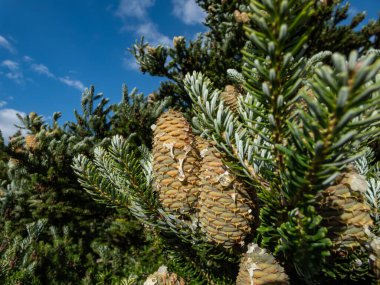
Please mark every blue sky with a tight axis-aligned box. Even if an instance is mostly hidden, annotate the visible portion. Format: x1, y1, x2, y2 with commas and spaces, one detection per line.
0, 0, 379, 142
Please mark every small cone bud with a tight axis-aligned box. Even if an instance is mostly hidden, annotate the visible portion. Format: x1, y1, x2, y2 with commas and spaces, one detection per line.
173, 36, 185, 48
8, 158, 20, 169
25, 135, 38, 151
148, 93, 157, 105
234, 10, 250, 23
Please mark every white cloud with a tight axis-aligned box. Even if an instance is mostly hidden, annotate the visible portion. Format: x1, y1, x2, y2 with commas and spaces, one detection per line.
123, 54, 140, 70
0, 35, 15, 53
116, 0, 155, 19
115, 0, 171, 72
1, 60, 23, 83
136, 22, 171, 46
2, 60, 19, 71
23, 55, 34, 62
27, 61, 84, 91
114, 0, 171, 70
0, 108, 25, 143
59, 77, 85, 91
172, 0, 205, 25
0, 101, 6, 107
31, 63, 55, 78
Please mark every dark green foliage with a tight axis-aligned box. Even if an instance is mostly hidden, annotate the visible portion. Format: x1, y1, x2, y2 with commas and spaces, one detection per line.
131, 0, 380, 112
185, 0, 380, 283
73, 135, 240, 284
309, 0, 380, 56
110, 83, 170, 146
2, 0, 380, 284
131, 1, 251, 109
0, 86, 166, 284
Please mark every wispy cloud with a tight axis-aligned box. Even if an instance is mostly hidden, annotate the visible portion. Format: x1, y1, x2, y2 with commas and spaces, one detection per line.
28, 61, 85, 91
0, 36, 84, 91
2, 60, 18, 71
0, 35, 16, 53
23, 55, 34, 63
1, 60, 24, 84
114, 0, 171, 70
123, 54, 140, 71
31, 63, 55, 78
116, 0, 155, 19
135, 22, 171, 46
172, 0, 205, 25
58, 76, 85, 91
0, 101, 6, 108
0, 108, 25, 143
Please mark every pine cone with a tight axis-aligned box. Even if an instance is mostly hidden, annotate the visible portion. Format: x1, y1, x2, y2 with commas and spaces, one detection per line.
318, 170, 373, 256
144, 265, 185, 285
196, 137, 255, 248
153, 110, 200, 215
236, 243, 289, 285
221, 85, 240, 113
25, 134, 38, 151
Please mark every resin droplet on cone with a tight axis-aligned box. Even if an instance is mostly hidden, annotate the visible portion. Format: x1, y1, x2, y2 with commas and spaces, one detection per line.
144, 265, 186, 285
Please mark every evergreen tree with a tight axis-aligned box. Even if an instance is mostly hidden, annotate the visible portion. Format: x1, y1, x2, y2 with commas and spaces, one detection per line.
74, 0, 380, 284
131, 0, 380, 110
0, 86, 166, 284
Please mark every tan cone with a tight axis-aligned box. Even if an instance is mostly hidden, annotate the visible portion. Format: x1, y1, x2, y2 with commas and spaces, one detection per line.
236, 243, 289, 285
152, 109, 200, 215
318, 170, 373, 256
196, 136, 255, 248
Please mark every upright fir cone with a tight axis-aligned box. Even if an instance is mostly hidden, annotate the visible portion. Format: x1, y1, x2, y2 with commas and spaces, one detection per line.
196, 136, 255, 248
236, 243, 289, 285
318, 169, 373, 256
221, 85, 240, 113
152, 110, 200, 215
144, 266, 185, 285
